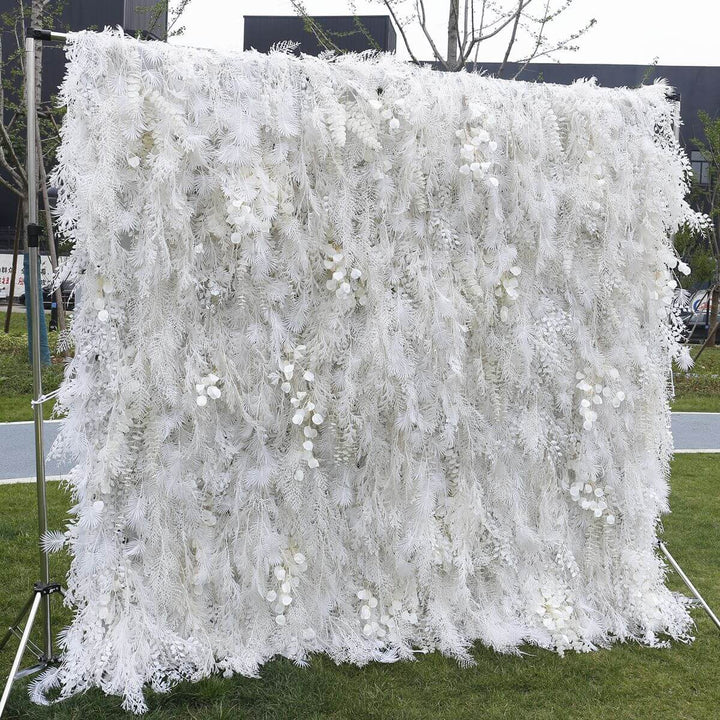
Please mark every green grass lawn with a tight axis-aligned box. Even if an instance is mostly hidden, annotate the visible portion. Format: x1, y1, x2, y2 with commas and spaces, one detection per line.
0, 454, 718, 719
0, 312, 64, 421
672, 345, 720, 412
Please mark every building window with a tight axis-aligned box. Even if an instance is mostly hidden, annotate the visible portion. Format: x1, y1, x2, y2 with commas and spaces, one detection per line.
690, 151, 711, 186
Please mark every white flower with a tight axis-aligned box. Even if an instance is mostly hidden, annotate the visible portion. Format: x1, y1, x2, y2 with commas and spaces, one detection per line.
98, 309, 109, 322
127, 155, 140, 168
196, 395, 208, 407
473, 128, 490, 143
389, 117, 400, 130
303, 371, 315, 382
488, 176, 499, 188
206, 386, 221, 400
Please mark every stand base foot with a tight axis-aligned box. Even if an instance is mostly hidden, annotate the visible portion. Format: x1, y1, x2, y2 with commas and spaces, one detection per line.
0, 583, 64, 718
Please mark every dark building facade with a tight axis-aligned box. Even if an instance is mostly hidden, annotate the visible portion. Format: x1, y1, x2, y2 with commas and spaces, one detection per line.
244, 15, 396, 55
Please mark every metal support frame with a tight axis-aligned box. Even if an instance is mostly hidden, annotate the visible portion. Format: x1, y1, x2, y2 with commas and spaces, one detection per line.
658, 541, 720, 631
0, 27, 67, 718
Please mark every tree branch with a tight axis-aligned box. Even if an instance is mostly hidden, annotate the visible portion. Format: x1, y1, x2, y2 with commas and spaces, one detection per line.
415, 0, 450, 70
496, 1, 525, 78
382, 0, 420, 64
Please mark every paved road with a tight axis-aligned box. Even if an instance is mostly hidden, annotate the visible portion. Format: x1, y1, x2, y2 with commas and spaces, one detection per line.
1, 413, 718, 482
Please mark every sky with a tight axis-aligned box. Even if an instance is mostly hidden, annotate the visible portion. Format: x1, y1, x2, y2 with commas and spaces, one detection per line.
169, 0, 720, 67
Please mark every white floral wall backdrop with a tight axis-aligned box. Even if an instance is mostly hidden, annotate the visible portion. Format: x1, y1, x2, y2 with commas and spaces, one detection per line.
43, 30, 701, 713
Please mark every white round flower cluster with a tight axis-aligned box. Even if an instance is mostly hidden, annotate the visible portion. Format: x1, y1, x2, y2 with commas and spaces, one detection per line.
267, 551, 308, 626
225, 169, 273, 244
660, 249, 691, 278
271, 345, 323, 468
535, 587, 582, 654
93, 276, 115, 323
650, 269, 679, 308
356, 590, 417, 640
496, 266, 521, 321
195, 373, 221, 406
456, 113, 498, 187
324, 244, 366, 307
575, 367, 625, 430
377, 103, 400, 131
569, 477, 614, 524
539, 310, 568, 334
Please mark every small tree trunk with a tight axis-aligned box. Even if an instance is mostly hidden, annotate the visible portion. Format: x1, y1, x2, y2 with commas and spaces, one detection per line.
695, 285, 720, 361
706, 286, 719, 347
447, 0, 460, 69
36, 123, 65, 333
3, 201, 22, 333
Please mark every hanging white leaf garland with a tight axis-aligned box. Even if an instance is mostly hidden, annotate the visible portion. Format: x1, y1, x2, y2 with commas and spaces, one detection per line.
42, 30, 701, 713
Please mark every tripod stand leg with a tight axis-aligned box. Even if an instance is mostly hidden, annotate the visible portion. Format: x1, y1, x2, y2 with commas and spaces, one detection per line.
0, 595, 35, 654
658, 541, 720, 632
0, 591, 42, 716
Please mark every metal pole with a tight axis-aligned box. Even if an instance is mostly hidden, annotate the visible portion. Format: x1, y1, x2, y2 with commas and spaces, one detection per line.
0, 593, 42, 716
25, 32, 52, 663
658, 541, 720, 632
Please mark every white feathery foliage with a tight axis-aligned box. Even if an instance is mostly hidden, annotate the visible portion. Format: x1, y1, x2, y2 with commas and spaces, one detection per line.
44, 29, 702, 713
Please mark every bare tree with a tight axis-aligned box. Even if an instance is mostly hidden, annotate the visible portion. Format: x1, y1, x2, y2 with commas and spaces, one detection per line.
140, 0, 194, 40
292, 1, 596, 77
